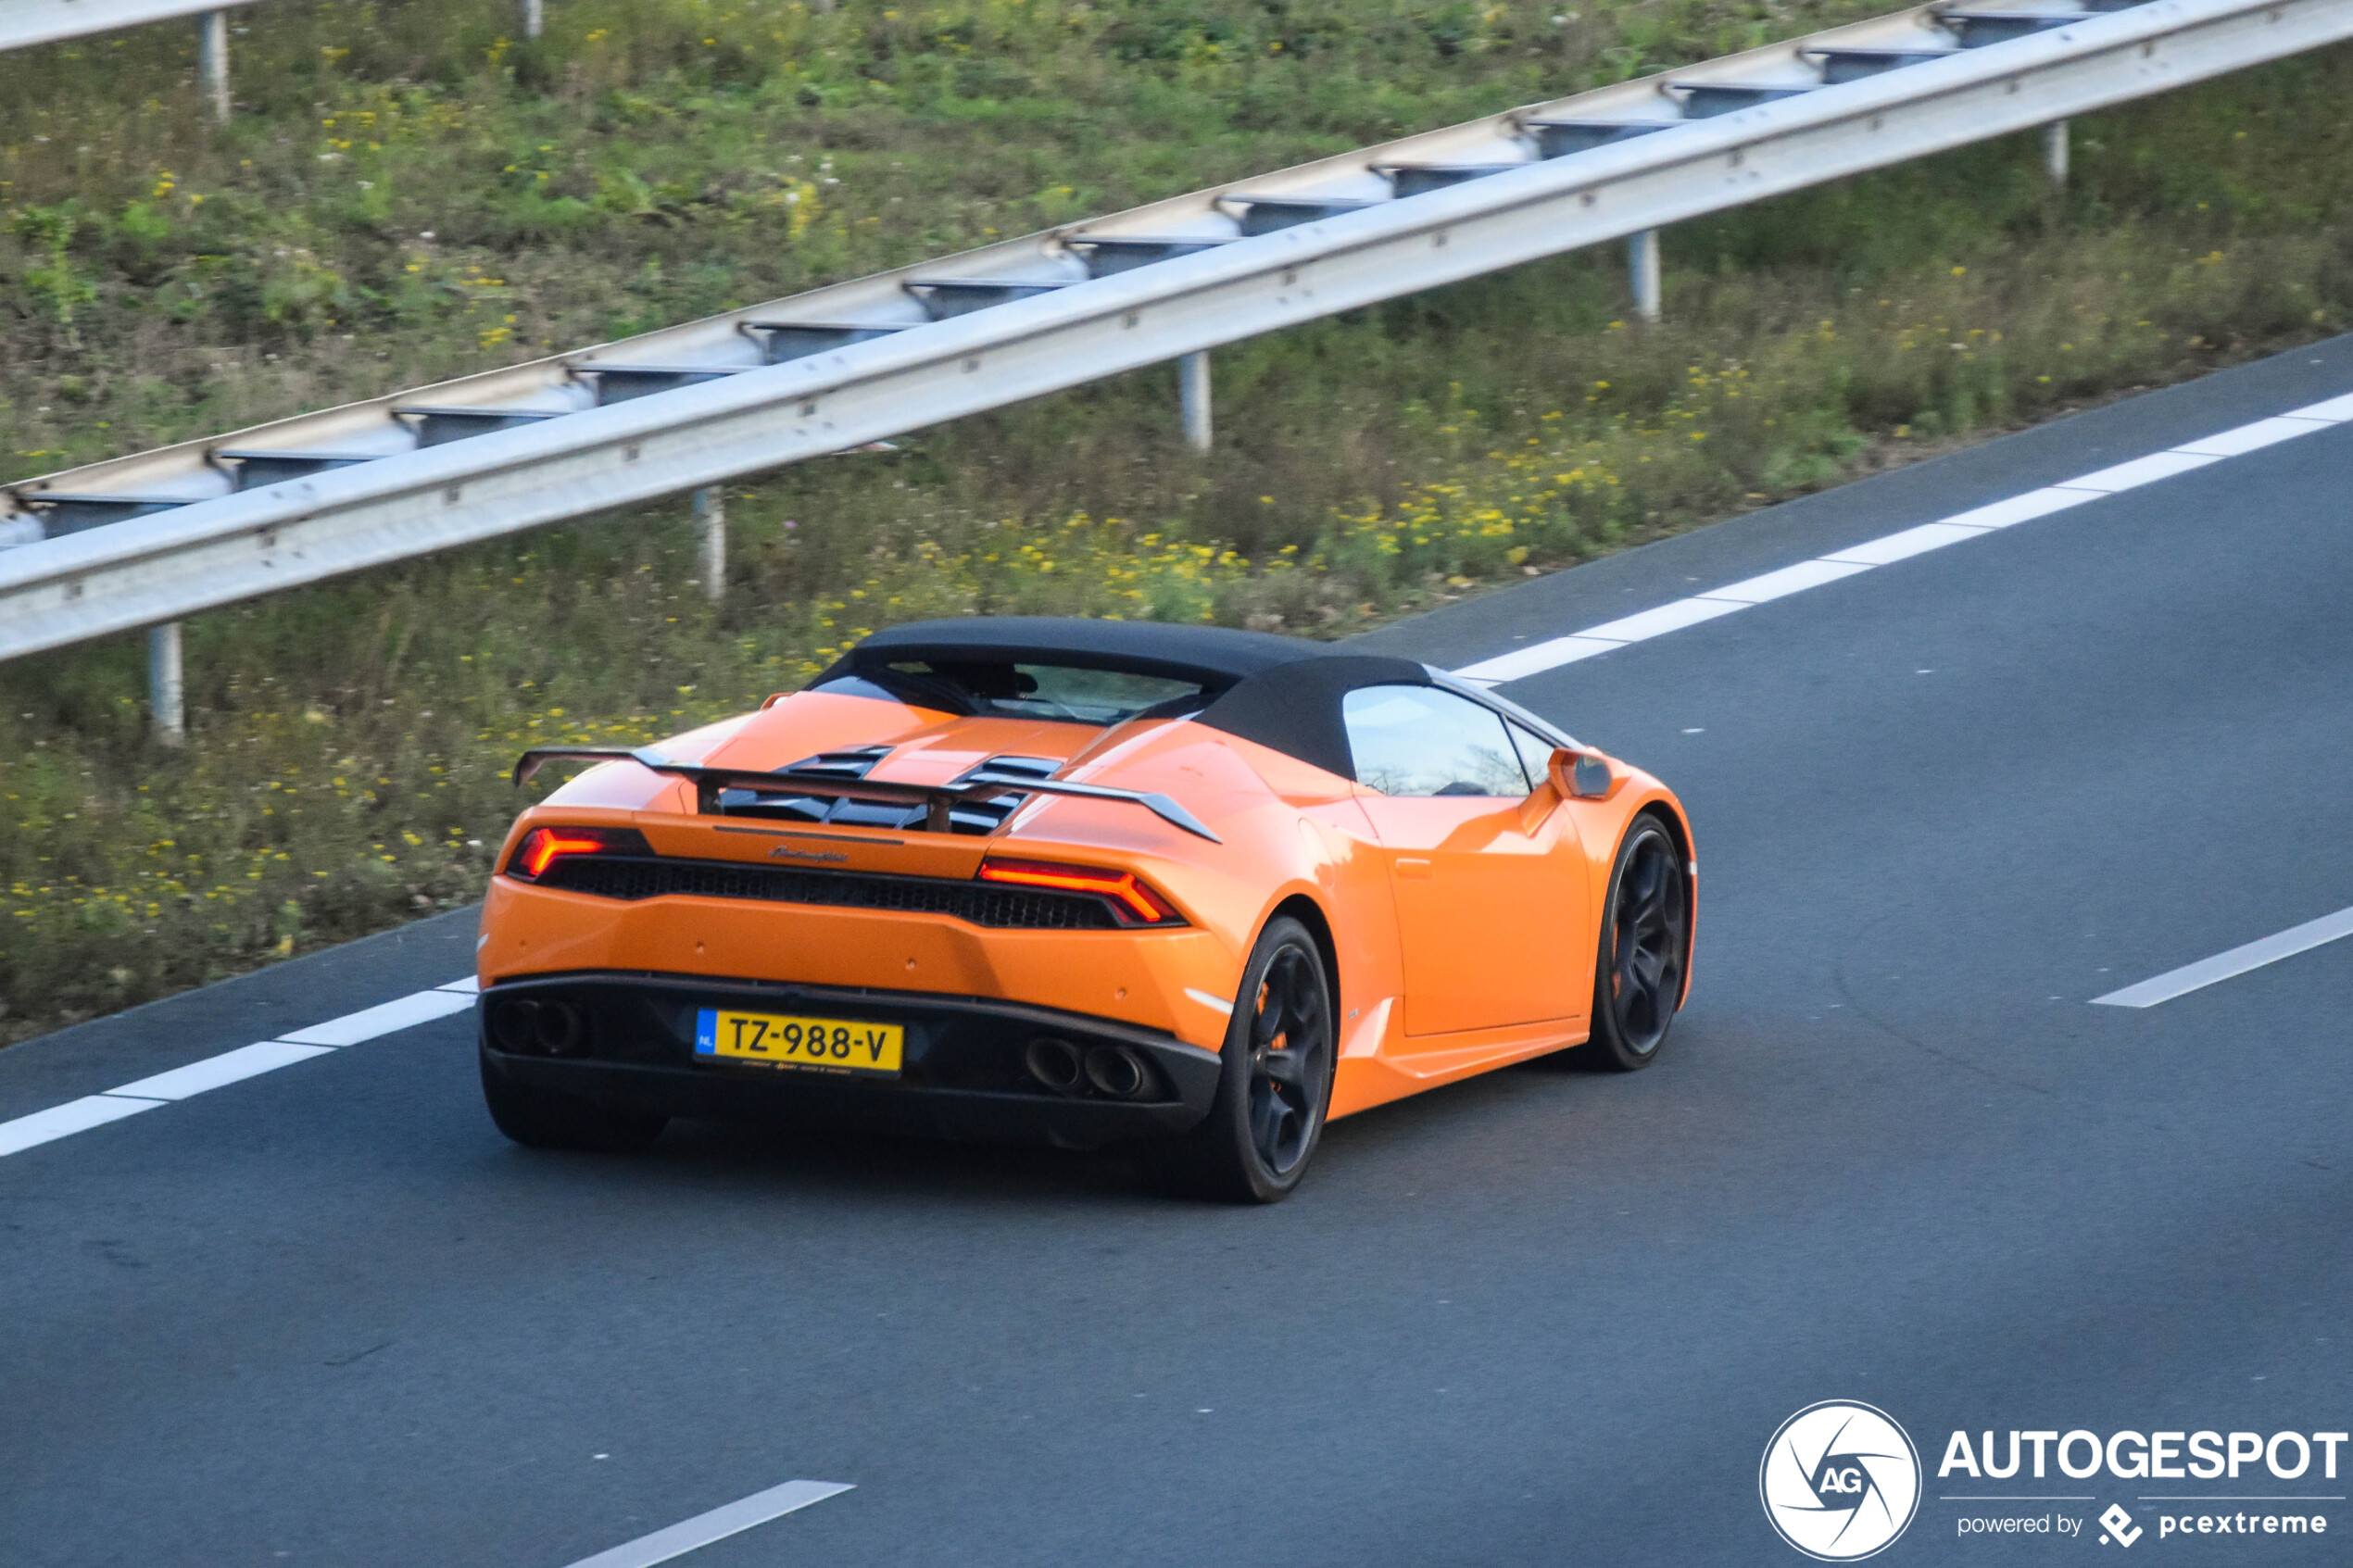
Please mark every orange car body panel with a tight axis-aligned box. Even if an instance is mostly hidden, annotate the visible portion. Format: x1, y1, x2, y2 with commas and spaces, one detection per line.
480, 686, 1693, 1124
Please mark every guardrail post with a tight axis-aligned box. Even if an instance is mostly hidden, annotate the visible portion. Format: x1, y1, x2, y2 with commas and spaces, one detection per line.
692, 486, 725, 602
2044, 119, 2070, 188
1628, 229, 1662, 321
147, 622, 185, 746
518, 0, 544, 40
197, 11, 230, 122
1178, 350, 1213, 454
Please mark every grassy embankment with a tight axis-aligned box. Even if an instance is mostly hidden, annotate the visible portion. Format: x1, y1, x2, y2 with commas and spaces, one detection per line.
4, 0, 2351, 1042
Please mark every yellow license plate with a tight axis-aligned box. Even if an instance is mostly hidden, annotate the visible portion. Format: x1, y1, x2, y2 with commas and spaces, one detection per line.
694, 1008, 903, 1076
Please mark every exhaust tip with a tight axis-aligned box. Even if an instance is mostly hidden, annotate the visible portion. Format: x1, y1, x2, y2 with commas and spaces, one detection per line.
532, 1000, 587, 1058
489, 998, 540, 1053
1084, 1045, 1154, 1101
1024, 1036, 1085, 1095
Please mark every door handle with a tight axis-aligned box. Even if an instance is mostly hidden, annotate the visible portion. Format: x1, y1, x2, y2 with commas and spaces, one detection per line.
1395, 858, 1433, 881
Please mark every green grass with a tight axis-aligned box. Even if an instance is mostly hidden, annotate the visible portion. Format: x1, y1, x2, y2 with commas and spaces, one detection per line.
5, 0, 2353, 1042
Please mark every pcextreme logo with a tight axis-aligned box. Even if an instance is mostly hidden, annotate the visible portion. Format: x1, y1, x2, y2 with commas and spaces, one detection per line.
1761, 1401, 1924, 1561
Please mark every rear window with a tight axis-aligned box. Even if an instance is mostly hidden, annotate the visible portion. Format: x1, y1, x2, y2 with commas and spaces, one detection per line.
813, 661, 1206, 725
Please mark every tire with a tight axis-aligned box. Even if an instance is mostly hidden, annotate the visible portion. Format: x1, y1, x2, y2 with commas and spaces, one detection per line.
480, 1055, 668, 1154
1579, 815, 1690, 1072
1153, 916, 1336, 1203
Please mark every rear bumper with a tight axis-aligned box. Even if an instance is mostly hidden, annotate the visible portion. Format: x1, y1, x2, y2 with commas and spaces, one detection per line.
477, 972, 1223, 1148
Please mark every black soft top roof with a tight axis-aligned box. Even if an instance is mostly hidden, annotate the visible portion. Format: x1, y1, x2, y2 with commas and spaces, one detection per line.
817, 617, 1565, 781
829, 616, 1329, 688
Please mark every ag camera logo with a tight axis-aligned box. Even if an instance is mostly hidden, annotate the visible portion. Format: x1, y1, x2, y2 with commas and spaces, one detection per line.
1761, 1400, 1923, 1561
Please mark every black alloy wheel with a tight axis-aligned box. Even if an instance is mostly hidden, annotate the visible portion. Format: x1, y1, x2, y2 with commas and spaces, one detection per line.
1580, 816, 1689, 1072
1246, 942, 1328, 1174
1155, 915, 1335, 1202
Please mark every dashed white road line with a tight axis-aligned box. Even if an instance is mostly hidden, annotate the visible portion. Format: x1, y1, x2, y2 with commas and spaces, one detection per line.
2092, 904, 2353, 1008
1451, 390, 2353, 685
560, 1479, 855, 1568
0, 975, 479, 1160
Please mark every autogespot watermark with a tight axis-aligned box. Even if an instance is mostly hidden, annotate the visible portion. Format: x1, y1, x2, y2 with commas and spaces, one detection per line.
1939, 1428, 2345, 1549
1763, 1407, 2348, 1556
1760, 1401, 1924, 1561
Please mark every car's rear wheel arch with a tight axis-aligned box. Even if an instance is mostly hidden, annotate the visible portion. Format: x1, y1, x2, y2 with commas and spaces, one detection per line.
1267, 893, 1340, 1027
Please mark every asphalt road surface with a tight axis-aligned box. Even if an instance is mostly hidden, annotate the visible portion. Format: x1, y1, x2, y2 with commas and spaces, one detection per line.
6, 338, 2352, 1567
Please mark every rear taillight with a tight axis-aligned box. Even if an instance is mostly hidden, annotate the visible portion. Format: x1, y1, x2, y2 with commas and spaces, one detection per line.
507, 826, 653, 881
975, 857, 1183, 926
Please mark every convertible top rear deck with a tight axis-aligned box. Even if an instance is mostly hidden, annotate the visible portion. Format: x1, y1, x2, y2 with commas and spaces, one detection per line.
512, 746, 1223, 841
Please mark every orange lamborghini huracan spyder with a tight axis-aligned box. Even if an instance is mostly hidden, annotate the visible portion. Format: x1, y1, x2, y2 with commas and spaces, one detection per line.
478, 619, 1693, 1201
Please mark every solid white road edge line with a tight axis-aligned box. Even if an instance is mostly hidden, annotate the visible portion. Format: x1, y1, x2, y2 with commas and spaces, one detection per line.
0, 975, 478, 1159
107, 1040, 336, 1102
559, 1479, 855, 1568
1451, 390, 2353, 684
2091, 904, 2353, 1008
280, 987, 473, 1046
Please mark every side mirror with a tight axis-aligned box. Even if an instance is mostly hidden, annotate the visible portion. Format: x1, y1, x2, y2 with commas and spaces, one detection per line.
1549, 746, 1617, 800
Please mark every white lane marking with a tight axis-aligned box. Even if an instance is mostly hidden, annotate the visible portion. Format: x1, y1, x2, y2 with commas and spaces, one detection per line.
1693, 558, 1871, 605
280, 987, 473, 1046
560, 1479, 854, 1568
2284, 389, 2353, 421
1942, 487, 2095, 530
1819, 521, 1993, 566
106, 1041, 335, 1102
2172, 414, 2334, 458
0, 976, 478, 1160
1454, 634, 1621, 684
1184, 987, 1234, 1017
2051, 449, 2219, 494
1451, 392, 2353, 686
1578, 596, 1745, 643
2092, 904, 2353, 1008
0, 1094, 165, 1157
437, 974, 482, 994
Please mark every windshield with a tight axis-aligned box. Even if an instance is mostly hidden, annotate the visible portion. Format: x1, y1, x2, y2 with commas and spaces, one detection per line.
813, 660, 1207, 726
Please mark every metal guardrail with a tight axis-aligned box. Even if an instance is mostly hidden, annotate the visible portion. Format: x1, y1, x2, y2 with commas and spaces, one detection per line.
0, 0, 252, 122
0, 0, 242, 54
0, 0, 546, 52
1, 2, 547, 125
4, 0, 2347, 670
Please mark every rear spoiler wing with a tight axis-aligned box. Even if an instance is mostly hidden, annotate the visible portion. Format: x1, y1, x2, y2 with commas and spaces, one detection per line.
511, 746, 1220, 843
